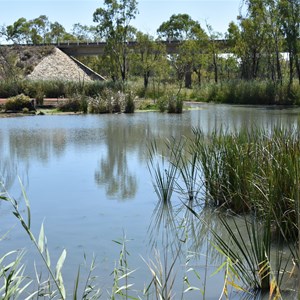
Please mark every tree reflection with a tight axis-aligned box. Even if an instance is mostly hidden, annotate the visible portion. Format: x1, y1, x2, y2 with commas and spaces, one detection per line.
9, 129, 67, 162
94, 120, 139, 200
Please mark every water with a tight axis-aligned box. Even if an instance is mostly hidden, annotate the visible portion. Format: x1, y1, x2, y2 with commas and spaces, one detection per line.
0, 103, 299, 299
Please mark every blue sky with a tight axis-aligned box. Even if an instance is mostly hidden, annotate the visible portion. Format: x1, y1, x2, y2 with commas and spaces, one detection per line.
1, 0, 242, 37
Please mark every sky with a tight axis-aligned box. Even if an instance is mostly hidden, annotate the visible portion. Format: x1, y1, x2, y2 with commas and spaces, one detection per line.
1, 0, 243, 39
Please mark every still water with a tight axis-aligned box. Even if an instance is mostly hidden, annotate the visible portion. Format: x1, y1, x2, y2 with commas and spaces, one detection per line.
0, 103, 299, 299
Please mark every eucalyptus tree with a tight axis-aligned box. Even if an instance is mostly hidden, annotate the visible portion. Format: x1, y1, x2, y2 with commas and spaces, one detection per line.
29, 15, 50, 44
132, 32, 168, 90
278, 0, 300, 86
5, 17, 31, 44
206, 23, 223, 84
47, 21, 71, 43
157, 13, 207, 88
226, 0, 268, 80
93, 0, 138, 82
71, 23, 98, 42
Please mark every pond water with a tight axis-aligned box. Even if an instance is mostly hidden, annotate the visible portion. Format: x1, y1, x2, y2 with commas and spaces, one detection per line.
0, 103, 299, 299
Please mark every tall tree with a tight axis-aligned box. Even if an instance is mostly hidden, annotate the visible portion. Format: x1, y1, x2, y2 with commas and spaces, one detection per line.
5, 18, 31, 44
157, 14, 207, 88
72, 23, 98, 42
227, 1, 267, 80
29, 15, 50, 44
278, 0, 300, 86
132, 32, 167, 90
93, 0, 138, 82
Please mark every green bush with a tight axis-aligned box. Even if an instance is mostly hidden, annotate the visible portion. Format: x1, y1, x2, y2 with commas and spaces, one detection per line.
4, 94, 34, 112
124, 91, 135, 113
157, 96, 168, 112
58, 100, 81, 112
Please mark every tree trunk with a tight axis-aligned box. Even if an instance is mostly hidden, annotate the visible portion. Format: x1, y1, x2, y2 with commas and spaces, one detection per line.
213, 53, 218, 84
185, 71, 192, 88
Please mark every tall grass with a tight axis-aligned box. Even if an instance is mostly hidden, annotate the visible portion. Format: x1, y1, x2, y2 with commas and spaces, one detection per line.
147, 125, 300, 296
193, 80, 300, 105
0, 79, 122, 99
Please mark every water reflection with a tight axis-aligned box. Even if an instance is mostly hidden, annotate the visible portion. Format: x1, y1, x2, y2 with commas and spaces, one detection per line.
9, 129, 67, 162
94, 119, 140, 200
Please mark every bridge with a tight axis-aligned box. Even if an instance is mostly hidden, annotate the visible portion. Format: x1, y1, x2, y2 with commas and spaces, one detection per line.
0, 40, 228, 56
55, 40, 228, 56
57, 40, 184, 56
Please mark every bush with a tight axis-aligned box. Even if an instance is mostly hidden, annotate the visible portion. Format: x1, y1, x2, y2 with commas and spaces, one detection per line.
157, 97, 168, 112
58, 98, 81, 112
88, 95, 109, 113
167, 93, 183, 113
88, 89, 129, 114
124, 91, 135, 113
4, 94, 34, 112
35, 85, 45, 106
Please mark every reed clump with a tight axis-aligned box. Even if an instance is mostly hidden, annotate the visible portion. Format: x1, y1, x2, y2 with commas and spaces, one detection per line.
148, 126, 300, 295
193, 127, 300, 242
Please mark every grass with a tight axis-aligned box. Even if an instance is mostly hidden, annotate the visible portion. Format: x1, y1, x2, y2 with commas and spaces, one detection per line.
147, 125, 300, 296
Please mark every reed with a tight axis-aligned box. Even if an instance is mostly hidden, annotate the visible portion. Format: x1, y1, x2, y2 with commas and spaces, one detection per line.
147, 125, 300, 296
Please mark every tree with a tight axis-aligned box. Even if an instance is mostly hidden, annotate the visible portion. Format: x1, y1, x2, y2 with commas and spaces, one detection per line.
93, 0, 138, 82
5, 17, 31, 44
71, 23, 98, 42
278, 0, 300, 86
206, 23, 222, 84
29, 15, 50, 44
226, 1, 267, 80
157, 14, 207, 88
132, 32, 167, 90
157, 13, 203, 41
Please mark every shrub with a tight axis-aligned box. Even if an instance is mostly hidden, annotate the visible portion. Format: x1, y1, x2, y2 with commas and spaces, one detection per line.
22, 107, 29, 113
35, 85, 44, 106
58, 98, 81, 112
88, 95, 109, 113
124, 91, 135, 113
4, 94, 34, 112
136, 100, 156, 110
167, 93, 183, 113
157, 96, 168, 112
88, 89, 128, 114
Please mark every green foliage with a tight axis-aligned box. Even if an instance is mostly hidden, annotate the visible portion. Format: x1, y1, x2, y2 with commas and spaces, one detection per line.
35, 84, 44, 106
93, 0, 138, 81
58, 94, 88, 113
156, 97, 168, 112
135, 99, 156, 110
192, 80, 300, 105
124, 91, 135, 113
4, 93, 34, 112
88, 89, 132, 114
167, 93, 183, 113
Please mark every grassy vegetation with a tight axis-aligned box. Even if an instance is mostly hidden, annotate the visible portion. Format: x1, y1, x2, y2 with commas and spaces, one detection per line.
2, 78, 300, 114
147, 126, 300, 296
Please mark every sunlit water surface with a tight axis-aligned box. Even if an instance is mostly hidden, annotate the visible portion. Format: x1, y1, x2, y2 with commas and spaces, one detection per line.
0, 103, 299, 299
